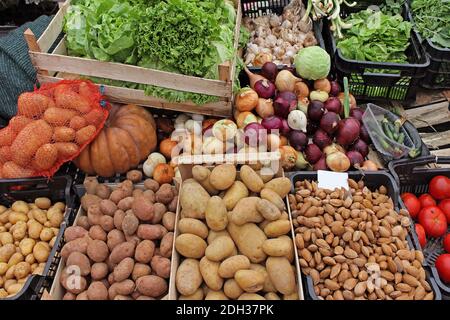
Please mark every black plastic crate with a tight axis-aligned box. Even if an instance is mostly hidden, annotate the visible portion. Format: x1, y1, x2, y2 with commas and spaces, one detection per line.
389, 155, 450, 299
287, 170, 442, 300
323, 2, 429, 103
0, 175, 73, 300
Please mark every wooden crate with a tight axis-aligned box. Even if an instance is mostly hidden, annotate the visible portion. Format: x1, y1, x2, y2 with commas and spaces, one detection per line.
25, 0, 242, 117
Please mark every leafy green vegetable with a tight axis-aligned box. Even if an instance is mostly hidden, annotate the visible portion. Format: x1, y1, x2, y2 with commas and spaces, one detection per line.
411, 0, 450, 48
380, 0, 405, 16
337, 9, 411, 65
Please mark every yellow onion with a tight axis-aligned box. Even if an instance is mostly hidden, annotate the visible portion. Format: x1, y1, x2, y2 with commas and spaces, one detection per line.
253, 52, 273, 67
235, 87, 258, 112
275, 70, 301, 92
326, 151, 350, 172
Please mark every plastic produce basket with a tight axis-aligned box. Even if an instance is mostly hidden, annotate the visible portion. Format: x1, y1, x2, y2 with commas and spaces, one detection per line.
362, 103, 427, 163
389, 155, 450, 299
323, 2, 429, 103
0, 175, 73, 300
287, 170, 442, 300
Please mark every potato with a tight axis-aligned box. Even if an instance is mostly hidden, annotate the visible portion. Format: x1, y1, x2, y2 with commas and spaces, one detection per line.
199, 257, 223, 291
77, 216, 90, 230
81, 194, 101, 211
256, 199, 281, 221
238, 293, 265, 300
192, 165, 219, 195
151, 203, 166, 224
228, 222, 267, 263
151, 255, 170, 279
222, 181, 249, 211
235, 269, 265, 293
223, 279, 244, 299
12, 221, 27, 240
122, 213, 139, 236
143, 190, 155, 203
109, 242, 135, 264
13, 261, 30, 279
239, 165, 264, 193
284, 291, 299, 300
134, 240, 155, 263
179, 288, 204, 300
107, 229, 125, 251
12, 201, 29, 214
63, 292, 76, 300
265, 292, 281, 300
202, 197, 228, 232
258, 168, 275, 183
49, 210, 64, 228
209, 164, 236, 191
9, 212, 28, 224
176, 259, 202, 296
132, 263, 151, 281
66, 252, 90, 276
218, 255, 250, 278
40, 227, 54, 242
99, 200, 117, 216
30, 209, 47, 225
136, 275, 167, 297
180, 179, 210, 219
89, 225, 107, 241
178, 218, 208, 239
0, 232, 13, 245
175, 234, 207, 259
168, 196, 178, 213
230, 197, 263, 225
162, 212, 175, 232
160, 232, 174, 258
25, 253, 35, 264
144, 179, 159, 192
113, 209, 126, 230
266, 257, 295, 295
87, 204, 102, 226
113, 257, 134, 282
108, 279, 135, 299
118, 197, 134, 211
87, 240, 109, 263
31, 241, 49, 263
126, 170, 143, 183
6, 283, 24, 295
83, 177, 99, 195
19, 238, 35, 256
137, 224, 167, 240
100, 215, 114, 232
264, 220, 291, 238
155, 184, 175, 205
60, 267, 87, 294
205, 290, 229, 300
91, 262, 109, 280
249, 263, 276, 293
264, 177, 291, 198
0, 262, 8, 275
26, 220, 42, 240
0, 243, 15, 263
205, 236, 235, 262
95, 184, 111, 200
0, 289, 8, 298
131, 196, 154, 221
87, 281, 108, 300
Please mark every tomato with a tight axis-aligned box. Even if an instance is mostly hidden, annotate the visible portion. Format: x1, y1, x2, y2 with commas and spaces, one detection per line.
438, 199, 450, 223
429, 175, 450, 200
415, 224, 427, 248
401, 193, 421, 219
418, 206, 448, 238
444, 234, 450, 253
419, 194, 436, 208
435, 254, 450, 284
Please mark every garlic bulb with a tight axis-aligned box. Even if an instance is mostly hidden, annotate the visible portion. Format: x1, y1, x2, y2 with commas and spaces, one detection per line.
269, 14, 282, 27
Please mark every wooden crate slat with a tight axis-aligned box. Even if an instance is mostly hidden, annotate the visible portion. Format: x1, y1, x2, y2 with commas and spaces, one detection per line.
431, 148, 450, 156
403, 101, 450, 128
420, 130, 450, 149
37, 0, 70, 53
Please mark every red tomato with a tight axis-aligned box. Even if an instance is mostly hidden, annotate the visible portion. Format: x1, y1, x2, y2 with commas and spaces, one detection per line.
401, 193, 421, 219
415, 224, 427, 248
429, 175, 450, 200
444, 234, 450, 253
435, 254, 450, 284
438, 199, 450, 223
419, 194, 436, 208
418, 206, 448, 238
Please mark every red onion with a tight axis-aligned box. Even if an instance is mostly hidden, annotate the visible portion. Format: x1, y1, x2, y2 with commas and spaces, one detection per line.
346, 151, 364, 168
313, 156, 328, 170
289, 130, 308, 151
261, 116, 283, 131
307, 121, 318, 135
313, 129, 332, 150
359, 125, 371, 143
350, 108, 364, 123
336, 118, 360, 146
320, 111, 340, 135
307, 101, 325, 122
274, 91, 297, 118
254, 79, 276, 99
244, 122, 266, 146
330, 81, 340, 96
324, 97, 342, 114
280, 119, 290, 136
351, 139, 369, 158
261, 62, 278, 82
305, 143, 323, 165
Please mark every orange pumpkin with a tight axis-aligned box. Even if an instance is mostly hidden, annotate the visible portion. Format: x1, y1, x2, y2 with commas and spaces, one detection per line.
74, 104, 157, 177
159, 138, 178, 159
153, 163, 174, 184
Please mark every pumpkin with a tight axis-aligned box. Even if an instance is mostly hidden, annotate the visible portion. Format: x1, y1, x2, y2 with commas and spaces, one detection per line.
74, 104, 157, 177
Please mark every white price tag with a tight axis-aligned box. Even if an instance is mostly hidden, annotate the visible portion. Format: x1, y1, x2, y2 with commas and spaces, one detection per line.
317, 170, 349, 191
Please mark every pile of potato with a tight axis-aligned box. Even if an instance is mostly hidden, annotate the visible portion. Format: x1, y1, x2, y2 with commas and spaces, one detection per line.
59, 176, 176, 300
174, 164, 300, 300
0, 198, 65, 298
289, 178, 435, 300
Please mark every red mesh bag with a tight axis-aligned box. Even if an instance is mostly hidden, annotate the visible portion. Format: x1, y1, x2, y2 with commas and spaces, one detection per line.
0, 80, 109, 178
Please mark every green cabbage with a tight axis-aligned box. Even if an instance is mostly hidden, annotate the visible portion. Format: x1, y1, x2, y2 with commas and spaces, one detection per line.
294, 46, 331, 80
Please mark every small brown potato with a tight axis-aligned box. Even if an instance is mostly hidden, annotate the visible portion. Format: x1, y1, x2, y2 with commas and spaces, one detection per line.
100, 215, 114, 232
224, 279, 244, 299
32, 263, 45, 275
113, 257, 134, 282
227, 222, 267, 263
114, 295, 133, 300
179, 179, 210, 219
109, 241, 135, 264
65, 226, 88, 242
205, 290, 229, 300
238, 293, 265, 300
234, 269, 265, 293
87, 240, 109, 263
178, 218, 209, 239
0, 244, 16, 263
132, 263, 151, 281
126, 170, 143, 183
256, 199, 281, 221
0, 232, 13, 245
231, 197, 263, 225
143, 190, 155, 203
175, 234, 207, 259
136, 275, 168, 297
160, 232, 174, 258
60, 267, 87, 294
27, 220, 43, 240
266, 257, 296, 295
131, 196, 154, 221
258, 168, 275, 183
33, 242, 50, 263
109, 279, 135, 299
107, 229, 125, 251
137, 224, 167, 240
95, 184, 111, 200
283, 290, 299, 300
25, 253, 35, 264
262, 237, 292, 257
40, 227, 54, 242
81, 194, 101, 211
205, 236, 235, 262
66, 252, 91, 276
0, 289, 7, 298
218, 255, 251, 278
222, 181, 249, 211
260, 188, 286, 211
7, 283, 24, 295
109, 190, 127, 204
162, 212, 175, 232
53, 126, 75, 142
168, 196, 178, 213
199, 257, 223, 291
99, 200, 117, 216
135, 240, 155, 263
265, 292, 281, 300
12, 221, 27, 240
151, 203, 166, 224
132, 189, 144, 198
192, 165, 219, 195
122, 213, 139, 236
155, 184, 175, 205
8, 212, 28, 224
279, 212, 289, 220
49, 210, 64, 228
264, 220, 291, 238
87, 204, 102, 226
76, 292, 89, 300
240, 165, 264, 192
89, 225, 107, 241
13, 261, 31, 279
63, 292, 77, 300
179, 288, 204, 300
113, 209, 126, 231
91, 262, 109, 280
209, 164, 236, 191
204, 196, 228, 232
176, 259, 202, 296
77, 216, 90, 230
87, 281, 108, 300
31, 208, 47, 225
263, 177, 291, 198
84, 177, 99, 195
118, 197, 134, 211
151, 255, 171, 279
61, 236, 89, 260
0, 262, 8, 275
12, 201, 29, 214
144, 179, 159, 192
